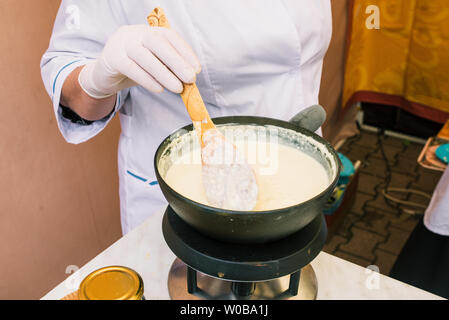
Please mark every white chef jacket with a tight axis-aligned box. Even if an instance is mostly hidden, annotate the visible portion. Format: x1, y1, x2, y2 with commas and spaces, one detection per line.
41, 0, 332, 235
424, 167, 449, 236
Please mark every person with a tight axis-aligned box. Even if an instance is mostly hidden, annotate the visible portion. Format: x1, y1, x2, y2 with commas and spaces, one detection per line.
389, 166, 449, 298
423, 166, 449, 236
41, 1, 332, 235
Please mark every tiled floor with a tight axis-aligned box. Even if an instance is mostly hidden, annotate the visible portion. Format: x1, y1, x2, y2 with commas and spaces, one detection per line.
322, 129, 443, 276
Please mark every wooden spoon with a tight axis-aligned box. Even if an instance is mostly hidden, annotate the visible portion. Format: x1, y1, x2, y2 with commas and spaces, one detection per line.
147, 8, 258, 211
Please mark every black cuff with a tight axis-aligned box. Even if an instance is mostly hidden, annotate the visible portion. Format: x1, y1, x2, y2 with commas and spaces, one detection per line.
60, 104, 114, 126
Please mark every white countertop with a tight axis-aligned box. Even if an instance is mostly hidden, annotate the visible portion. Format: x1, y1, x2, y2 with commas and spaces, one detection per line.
42, 208, 444, 300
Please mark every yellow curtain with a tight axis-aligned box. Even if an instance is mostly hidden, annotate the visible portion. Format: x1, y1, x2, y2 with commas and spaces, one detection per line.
343, 0, 449, 123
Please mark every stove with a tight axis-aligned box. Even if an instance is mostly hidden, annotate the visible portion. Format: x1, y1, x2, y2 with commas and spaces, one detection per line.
162, 206, 327, 300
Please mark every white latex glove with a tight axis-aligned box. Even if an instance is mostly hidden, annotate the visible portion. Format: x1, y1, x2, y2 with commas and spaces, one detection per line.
79, 25, 201, 99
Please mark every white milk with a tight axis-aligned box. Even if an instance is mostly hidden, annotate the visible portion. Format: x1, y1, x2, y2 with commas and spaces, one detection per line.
164, 141, 330, 211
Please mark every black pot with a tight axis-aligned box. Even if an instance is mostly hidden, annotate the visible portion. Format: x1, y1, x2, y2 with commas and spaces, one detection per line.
154, 115, 341, 244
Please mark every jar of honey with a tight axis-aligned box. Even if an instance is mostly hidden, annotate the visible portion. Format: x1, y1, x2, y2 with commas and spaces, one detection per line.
78, 266, 144, 300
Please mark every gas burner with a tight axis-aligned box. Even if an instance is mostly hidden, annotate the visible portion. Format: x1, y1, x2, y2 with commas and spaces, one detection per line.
162, 206, 327, 300
167, 259, 318, 300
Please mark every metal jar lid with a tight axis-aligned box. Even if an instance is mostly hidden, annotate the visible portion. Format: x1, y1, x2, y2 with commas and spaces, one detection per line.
78, 266, 144, 300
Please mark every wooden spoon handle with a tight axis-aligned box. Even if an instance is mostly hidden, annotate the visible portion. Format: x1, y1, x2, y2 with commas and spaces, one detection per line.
147, 8, 215, 132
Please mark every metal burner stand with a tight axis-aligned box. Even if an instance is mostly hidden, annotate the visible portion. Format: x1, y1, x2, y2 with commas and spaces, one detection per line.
162, 206, 327, 300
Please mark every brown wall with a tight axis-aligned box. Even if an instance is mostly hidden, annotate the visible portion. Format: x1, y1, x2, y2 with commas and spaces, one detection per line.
321, 0, 358, 145
0, 0, 122, 299
0, 0, 354, 299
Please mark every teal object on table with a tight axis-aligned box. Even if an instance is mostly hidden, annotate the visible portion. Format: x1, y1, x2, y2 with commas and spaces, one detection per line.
338, 153, 355, 184
435, 144, 449, 164
324, 153, 354, 216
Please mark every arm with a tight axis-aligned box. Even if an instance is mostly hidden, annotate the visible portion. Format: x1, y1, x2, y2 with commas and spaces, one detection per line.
61, 24, 201, 122
41, 1, 200, 144
40, 0, 130, 143
60, 66, 117, 121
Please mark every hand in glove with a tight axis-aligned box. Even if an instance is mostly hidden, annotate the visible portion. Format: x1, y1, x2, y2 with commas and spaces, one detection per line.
289, 105, 327, 132
79, 25, 201, 99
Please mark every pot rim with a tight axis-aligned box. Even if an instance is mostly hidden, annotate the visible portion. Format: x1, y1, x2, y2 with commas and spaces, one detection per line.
154, 115, 342, 216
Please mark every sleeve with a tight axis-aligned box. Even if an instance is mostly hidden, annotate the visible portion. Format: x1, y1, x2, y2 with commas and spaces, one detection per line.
40, 0, 128, 144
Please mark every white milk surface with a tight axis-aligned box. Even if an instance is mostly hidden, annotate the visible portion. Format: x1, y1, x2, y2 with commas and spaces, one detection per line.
164, 141, 330, 211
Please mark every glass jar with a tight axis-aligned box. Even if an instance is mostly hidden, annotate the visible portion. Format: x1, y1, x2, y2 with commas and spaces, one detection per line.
78, 266, 144, 300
